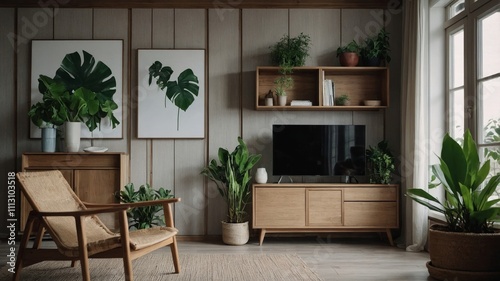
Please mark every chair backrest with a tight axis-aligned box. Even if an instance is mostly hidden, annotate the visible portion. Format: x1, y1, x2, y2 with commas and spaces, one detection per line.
17, 170, 117, 256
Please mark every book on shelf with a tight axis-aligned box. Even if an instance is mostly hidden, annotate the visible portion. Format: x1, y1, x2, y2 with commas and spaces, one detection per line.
290, 100, 313, 106
322, 79, 335, 106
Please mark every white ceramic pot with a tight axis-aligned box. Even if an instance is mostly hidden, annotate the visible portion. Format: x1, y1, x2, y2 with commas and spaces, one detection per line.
65, 122, 81, 152
255, 168, 268, 183
265, 97, 273, 106
278, 96, 287, 106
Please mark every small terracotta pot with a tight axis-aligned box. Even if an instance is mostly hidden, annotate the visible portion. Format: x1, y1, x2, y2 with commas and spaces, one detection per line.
339, 52, 359, 66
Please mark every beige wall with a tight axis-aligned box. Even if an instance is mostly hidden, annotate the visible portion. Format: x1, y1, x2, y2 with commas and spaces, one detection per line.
0, 6, 402, 237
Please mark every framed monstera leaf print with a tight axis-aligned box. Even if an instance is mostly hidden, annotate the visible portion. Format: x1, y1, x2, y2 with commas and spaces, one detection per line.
137, 49, 205, 138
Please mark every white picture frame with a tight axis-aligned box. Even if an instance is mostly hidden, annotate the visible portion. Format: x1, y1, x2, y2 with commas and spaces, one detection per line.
31, 40, 123, 139
137, 49, 206, 138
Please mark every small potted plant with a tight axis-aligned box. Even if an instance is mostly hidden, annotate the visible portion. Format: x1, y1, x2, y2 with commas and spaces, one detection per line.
201, 137, 262, 245
274, 65, 294, 106
360, 28, 391, 66
407, 130, 500, 280
334, 94, 350, 106
365, 140, 395, 184
28, 92, 65, 152
336, 40, 360, 66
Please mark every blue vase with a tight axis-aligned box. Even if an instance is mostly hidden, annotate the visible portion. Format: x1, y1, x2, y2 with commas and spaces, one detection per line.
41, 127, 56, 152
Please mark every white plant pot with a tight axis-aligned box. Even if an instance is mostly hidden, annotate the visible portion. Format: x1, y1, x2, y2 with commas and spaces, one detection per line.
265, 97, 273, 106
41, 127, 57, 152
278, 96, 287, 106
221, 221, 249, 245
255, 168, 268, 183
65, 122, 81, 152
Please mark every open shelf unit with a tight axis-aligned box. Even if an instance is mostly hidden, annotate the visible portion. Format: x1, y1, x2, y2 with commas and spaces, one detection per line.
255, 66, 389, 111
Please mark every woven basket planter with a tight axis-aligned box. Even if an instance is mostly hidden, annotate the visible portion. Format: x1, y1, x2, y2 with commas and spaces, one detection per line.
427, 224, 500, 281
221, 221, 249, 245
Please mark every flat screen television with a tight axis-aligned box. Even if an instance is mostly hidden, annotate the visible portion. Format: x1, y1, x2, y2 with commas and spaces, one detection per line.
272, 124, 366, 176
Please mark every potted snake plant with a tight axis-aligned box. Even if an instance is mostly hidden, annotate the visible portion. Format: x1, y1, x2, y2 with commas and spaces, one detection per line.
407, 130, 500, 280
201, 137, 262, 245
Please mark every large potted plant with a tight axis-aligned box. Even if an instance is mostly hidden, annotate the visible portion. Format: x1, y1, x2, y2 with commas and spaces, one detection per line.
360, 28, 391, 66
201, 137, 262, 245
35, 50, 120, 152
407, 130, 500, 281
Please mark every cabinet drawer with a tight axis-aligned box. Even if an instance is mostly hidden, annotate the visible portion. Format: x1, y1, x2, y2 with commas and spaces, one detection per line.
344, 187, 397, 201
344, 202, 398, 227
254, 188, 305, 227
23, 153, 121, 168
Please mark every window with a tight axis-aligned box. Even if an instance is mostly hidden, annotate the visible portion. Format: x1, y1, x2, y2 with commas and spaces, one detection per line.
447, 25, 465, 141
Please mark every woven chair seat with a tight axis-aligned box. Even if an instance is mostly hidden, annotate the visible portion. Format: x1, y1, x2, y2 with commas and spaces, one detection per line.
129, 226, 178, 250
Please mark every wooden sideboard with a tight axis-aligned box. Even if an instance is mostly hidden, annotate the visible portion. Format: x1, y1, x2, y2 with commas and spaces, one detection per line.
252, 183, 399, 245
20, 152, 129, 231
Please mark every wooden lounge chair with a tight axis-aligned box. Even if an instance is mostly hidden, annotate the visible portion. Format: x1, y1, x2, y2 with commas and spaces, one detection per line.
15, 170, 181, 281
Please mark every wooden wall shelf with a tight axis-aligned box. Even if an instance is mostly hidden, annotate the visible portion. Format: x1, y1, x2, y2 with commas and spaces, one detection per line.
255, 66, 389, 111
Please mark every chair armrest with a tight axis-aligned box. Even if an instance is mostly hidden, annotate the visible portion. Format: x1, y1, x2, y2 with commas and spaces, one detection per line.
84, 198, 181, 209
33, 206, 129, 218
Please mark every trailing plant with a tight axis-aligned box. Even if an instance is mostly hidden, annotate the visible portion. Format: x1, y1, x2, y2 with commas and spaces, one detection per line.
38, 50, 120, 131
270, 32, 311, 67
201, 137, 262, 223
274, 65, 294, 97
360, 28, 391, 64
366, 140, 395, 184
148, 61, 200, 131
407, 130, 500, 233
336, 40, 360, 56
115, 183, 174, 229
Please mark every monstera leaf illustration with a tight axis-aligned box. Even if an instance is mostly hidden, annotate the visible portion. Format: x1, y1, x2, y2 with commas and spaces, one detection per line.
38, 50, 120, 131
149, 61, 200, 131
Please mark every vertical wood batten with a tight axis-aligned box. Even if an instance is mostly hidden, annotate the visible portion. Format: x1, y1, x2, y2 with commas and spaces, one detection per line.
130, 9, 152, 185
173, 9, 206, 235
92, 8, 129, 153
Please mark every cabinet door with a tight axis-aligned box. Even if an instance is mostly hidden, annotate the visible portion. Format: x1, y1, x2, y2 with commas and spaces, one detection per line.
344, 202, 397, 227
74, 169, 120, 229
307, 189, 342, 226
254, 188, 305, 227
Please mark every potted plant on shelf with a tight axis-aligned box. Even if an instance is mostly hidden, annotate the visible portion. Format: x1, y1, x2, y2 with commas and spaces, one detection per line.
270, 33, 311, 106
366, 140, 395, 184
201, 137, 262, 245
334, 94, 350, 106
115, 183, 174, 229
336, 40, 360, 66
360, 28, 391, 66
35, 50, 120, 152
407, 130, 500, 281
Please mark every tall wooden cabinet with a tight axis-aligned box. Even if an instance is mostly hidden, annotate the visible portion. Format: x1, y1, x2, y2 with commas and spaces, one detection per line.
20, 152, 129, 231
252, 183, 399, 245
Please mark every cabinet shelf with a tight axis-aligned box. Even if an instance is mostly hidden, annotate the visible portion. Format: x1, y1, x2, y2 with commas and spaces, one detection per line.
255, 66, 389, 110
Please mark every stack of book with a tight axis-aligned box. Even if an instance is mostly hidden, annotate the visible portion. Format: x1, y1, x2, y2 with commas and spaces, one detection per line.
290, 100, 313, 106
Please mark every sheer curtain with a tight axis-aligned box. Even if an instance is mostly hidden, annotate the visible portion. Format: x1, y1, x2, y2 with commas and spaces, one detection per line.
401, 0, 430, 251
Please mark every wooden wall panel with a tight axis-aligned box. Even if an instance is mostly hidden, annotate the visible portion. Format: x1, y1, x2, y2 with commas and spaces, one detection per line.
0, 8, 16, 235
206, 9, 241, 235
16, 8, 54, 162
289, 9, 341, 66
92, 9, 129, 154
151, 9, 175, 196
173, 9, 206, 235
130, 9, 152, 185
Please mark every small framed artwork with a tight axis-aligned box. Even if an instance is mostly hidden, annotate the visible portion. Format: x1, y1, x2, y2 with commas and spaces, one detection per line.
31, 40, 123, 139
137, 49, 205, 138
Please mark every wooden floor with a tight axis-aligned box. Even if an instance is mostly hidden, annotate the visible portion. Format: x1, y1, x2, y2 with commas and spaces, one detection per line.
1, 235, 433, 280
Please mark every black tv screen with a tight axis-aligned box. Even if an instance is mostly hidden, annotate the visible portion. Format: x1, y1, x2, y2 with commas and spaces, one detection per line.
272, 125, 366, 176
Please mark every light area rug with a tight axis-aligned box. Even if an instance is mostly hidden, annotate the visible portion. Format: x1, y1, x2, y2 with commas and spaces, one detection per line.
0, 253, 322, 281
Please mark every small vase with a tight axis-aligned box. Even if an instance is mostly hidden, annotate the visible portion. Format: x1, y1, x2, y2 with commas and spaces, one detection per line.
41, 127, 56, 152
278, 96, 287, 106
255, 168, 268, 184
265, 97, 273, 106
65, 122, 81, 152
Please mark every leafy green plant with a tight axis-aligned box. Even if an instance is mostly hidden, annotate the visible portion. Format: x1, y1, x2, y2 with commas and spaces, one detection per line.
115, 183, 174, 229
334, 94, 350, 106
407, 130, 500, 233
270, 32, 311, 67
38, 50, 120, 132
336, 40, 360, 56
148, 61, 200, 131
366, 140, 395, 184
201, 137, 262, 223
274, 65, 294, 97
484, 118, 500, 162
360, 28, 391, 64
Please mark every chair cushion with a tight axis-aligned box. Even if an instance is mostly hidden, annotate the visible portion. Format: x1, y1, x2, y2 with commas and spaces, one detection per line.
129, 226, 178, 250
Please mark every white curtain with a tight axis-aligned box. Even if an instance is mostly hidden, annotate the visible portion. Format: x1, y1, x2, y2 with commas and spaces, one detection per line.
401, 0, 429, 251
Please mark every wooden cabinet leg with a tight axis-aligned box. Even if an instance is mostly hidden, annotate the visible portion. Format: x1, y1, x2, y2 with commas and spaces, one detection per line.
259, 229, 266, 246
386, 229, 394, 246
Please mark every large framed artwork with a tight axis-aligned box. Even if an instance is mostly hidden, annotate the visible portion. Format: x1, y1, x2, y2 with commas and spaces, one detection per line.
137, 49, 205, 138
31, 40, 123, 138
